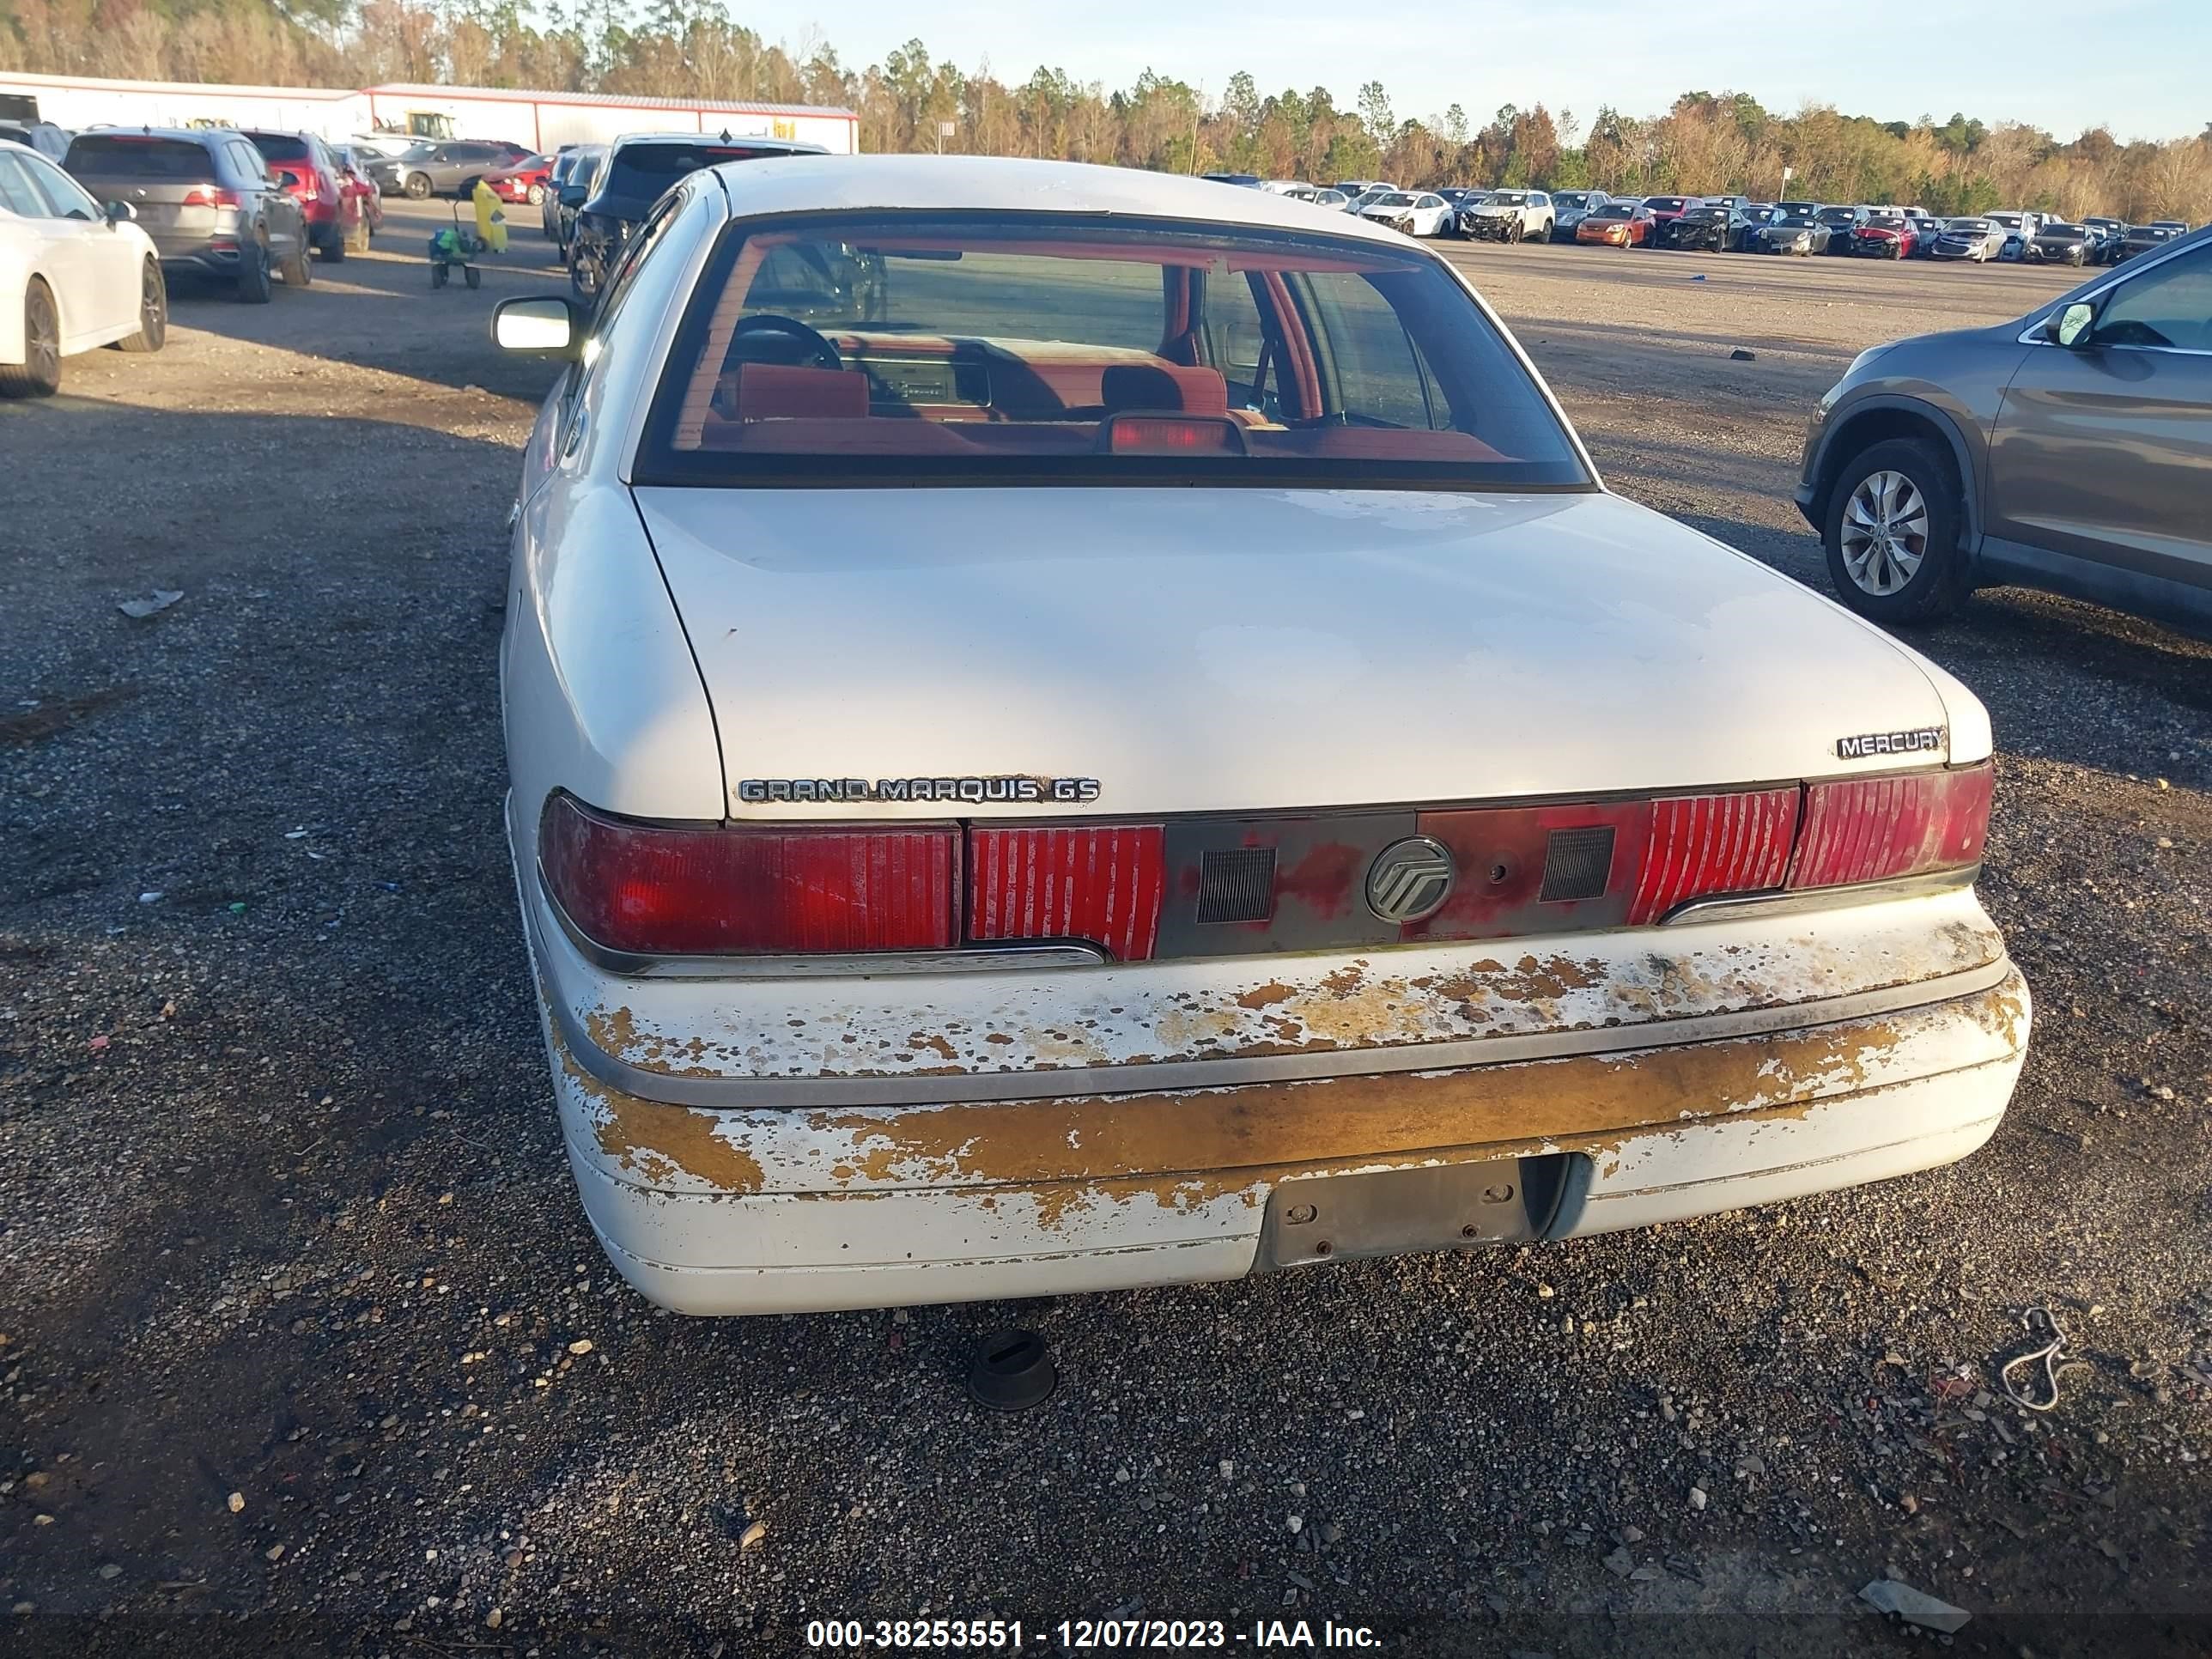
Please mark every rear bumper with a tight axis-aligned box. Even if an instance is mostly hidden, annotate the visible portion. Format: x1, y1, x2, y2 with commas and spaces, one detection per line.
543, 967, 2027, 1316
156, 242, 243, 274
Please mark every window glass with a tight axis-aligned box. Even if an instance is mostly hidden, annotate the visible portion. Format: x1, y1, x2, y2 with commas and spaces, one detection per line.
64, 135, 216, 179
638, 212, 1589, 489
2097, 248, 2212, 352
0, 151, 49, 216
21, 152, 100, 219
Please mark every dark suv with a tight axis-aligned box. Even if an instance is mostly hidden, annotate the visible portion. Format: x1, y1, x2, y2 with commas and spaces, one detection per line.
566, 133, 825, 301
367, 139, 530, 201
1796, 224, 2212, 638
64, 128, 310, 301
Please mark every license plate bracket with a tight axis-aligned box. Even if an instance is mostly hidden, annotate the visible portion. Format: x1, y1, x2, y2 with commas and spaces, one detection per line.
1256, 1157, 1555, 1270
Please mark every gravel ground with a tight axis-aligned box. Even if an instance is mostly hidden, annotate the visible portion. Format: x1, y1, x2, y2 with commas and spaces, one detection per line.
2, 204, 2206, 1658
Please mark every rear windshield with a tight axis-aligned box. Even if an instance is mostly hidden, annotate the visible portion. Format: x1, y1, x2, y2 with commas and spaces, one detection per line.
637, 212, 1589, 491
248, 133, 311, 163
1817, 208, 1858, 223
64, 135, 216, 179
1553, 192, 1595, 209
1644, 197, 1686, 211
1486, 191, 1530, 205
1946, 219, 1991, 230
604, 143, 785, 212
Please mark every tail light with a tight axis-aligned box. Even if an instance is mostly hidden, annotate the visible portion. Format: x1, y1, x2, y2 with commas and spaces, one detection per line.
969, 825, 1165, 960
180, 186, 242, 209
538, 794, 956, 957
1789, 762, 1992, 890
538, 763, 1990, 963
1627, 787, 1800, 924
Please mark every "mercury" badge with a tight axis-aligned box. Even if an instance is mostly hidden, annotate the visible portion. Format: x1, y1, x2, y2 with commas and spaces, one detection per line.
1832, 726, 1945, 760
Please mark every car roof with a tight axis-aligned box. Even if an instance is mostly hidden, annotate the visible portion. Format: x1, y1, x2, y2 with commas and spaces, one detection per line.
67, 126, 223, 145
698, 155, 1424, 246
613, 131, 827, 156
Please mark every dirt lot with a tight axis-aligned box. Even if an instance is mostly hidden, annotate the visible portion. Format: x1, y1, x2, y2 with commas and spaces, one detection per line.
2, 201, 2207, 1658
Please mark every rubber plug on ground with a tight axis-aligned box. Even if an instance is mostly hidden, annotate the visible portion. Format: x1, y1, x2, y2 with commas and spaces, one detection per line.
966, 1328, 1056, 1412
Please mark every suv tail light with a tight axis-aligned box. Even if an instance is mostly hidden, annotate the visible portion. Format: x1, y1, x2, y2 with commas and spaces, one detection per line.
1788, 762, 1992, 890
538, 795, 956, 957
179, 185, 241, 209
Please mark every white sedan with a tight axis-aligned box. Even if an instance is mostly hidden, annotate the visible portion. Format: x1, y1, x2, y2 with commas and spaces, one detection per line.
0, 137, 166, 397
1353, 189, 1455, 236
492, 156, 2027, 1316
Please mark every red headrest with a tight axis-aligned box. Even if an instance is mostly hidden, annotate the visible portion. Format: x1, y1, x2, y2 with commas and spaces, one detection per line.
720, 363, 868, 421
1099, 363, 1229, 417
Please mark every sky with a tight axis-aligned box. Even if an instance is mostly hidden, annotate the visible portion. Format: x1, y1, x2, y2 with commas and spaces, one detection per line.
742, 0, 2206, 143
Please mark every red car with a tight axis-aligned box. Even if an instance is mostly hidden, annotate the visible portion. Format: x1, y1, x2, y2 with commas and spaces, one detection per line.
1575, 201, 1655, 246
242, 129, 360, 263
330, 143, 384, 252
484, 154, 555, 207
1851, 215, 1918, 258
1639, 195, 1692, 243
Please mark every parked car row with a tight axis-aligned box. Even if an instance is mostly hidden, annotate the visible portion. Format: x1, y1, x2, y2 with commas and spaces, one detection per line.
1204, 177, 2194, 270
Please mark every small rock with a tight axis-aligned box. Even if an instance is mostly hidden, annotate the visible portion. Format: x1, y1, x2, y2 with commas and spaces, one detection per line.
1688, 1486, 1709, 1511
486, 1608, 503, 1630
739, 1520, 768, 1550
1630, 1565, 1662, 1582
1729, 347, 1757, 361
1621, 1525, 1644, 1543
228, 1492, 245, 1514
1602, 1545, 1634, 1578
264, 1544, 285, 1562
96, 1564, 122, 1582
1218, 1460, 1235, 1480
567, 1339, 593, 1356
1536, 1284, 1556, 1298
1285, 1514, 1304, 1534
1859, 1578, 1970, 1634
891, 1308, 910, 1325
1320, 1521, 1343, 1545
12, 1601, 33, 1616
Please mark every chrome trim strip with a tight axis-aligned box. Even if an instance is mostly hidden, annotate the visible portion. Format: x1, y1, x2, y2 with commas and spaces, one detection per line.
532, 890, 2018, 1111
1660, 867, 1977, 925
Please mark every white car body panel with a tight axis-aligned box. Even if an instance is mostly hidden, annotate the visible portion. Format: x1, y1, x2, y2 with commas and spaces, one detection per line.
1355, 196, 1452, 237
0, 137, 153, 364
635, 486, 1960, 820
496, 155, 2028, 1315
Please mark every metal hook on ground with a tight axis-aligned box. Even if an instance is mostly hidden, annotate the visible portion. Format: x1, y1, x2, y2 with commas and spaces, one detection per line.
1997, 1305, 2074, 1413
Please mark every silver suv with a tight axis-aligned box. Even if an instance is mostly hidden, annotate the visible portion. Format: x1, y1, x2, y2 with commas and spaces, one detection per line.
64, 128, 310, 301
1796, 223, 2212, 638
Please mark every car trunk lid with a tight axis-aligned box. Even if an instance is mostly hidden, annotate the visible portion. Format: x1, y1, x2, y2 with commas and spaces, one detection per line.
632, 486, 1953, 822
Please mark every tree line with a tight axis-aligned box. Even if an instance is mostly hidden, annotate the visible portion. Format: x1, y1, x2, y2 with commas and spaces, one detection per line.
4, 0, 2208, 221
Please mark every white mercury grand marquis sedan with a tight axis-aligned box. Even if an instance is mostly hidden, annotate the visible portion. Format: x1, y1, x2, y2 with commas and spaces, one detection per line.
490, 155, 2028, 1316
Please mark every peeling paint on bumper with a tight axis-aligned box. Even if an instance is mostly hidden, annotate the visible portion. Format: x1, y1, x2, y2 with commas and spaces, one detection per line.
538, 968, 2029, 1316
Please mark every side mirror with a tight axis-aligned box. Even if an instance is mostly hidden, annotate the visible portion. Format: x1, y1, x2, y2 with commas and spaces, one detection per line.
104, 198, 136, 225
492, 295, 583, 359
2051, 301, 2095, 348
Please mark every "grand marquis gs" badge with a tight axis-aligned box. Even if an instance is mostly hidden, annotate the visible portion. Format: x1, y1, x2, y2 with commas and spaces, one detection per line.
737, 776, 1103, 805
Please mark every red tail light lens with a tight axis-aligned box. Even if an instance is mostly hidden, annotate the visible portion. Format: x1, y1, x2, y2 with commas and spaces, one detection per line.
179, 186, 242, 210
538, 795, 956, 957
1627, 787, 1800, 924
1789, 763, 1992, 891
969, 824, 1167, 960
